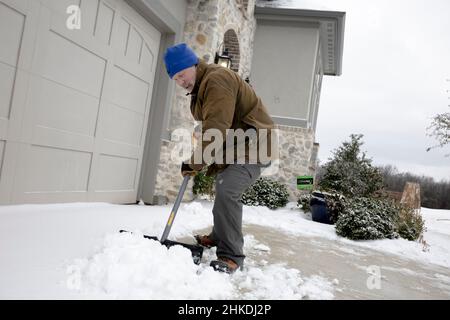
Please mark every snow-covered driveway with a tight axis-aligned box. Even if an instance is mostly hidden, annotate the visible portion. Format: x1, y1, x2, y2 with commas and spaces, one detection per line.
0, 201, 449, 299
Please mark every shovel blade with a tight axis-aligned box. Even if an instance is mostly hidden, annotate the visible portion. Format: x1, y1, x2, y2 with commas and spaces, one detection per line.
119, 230, 203, 264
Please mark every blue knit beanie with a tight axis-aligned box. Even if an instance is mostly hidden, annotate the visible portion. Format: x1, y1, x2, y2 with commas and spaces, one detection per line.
164, 43, 199, 78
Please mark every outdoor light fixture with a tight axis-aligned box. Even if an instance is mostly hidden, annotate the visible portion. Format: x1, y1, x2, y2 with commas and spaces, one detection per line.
214, 46, 232, 69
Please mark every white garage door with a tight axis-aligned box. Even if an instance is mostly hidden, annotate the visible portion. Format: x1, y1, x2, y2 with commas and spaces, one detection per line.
0, 0, 161, 204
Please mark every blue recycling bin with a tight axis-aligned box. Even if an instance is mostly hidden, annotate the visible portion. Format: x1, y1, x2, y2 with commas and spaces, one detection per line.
310, 191, 332, 224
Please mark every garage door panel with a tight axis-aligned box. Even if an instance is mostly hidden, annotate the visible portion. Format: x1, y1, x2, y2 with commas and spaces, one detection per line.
79, 0, 98, 37
95, 1, 115, 45
42, 0, 120, 45
30, 77, 100, 137
114, 17, 130, 56
0, 0, 42, 72
0, 2, 25, 67
0, 120, 7, 139
100, 139, 140, 159
113, 55, 152, 83
0, 0, 26, 132
19, 192, 89, 203
119, 0, 160, 46
31, 124, 95, 153
41, 0, 81, 16
140, 43, 155, 72
1, 0, 28, 12
0, 63, 15, 120
4, 0, 41, 72
106, 65, 149, 113
88, 190, 136, 203
103, 103, 145, 146
0, 141, 19, 203
96, 154, 137, 191
0, 140, 5, 169
22, 145, 92, 193
126, 26, 143, 63
35, 30, 107, 98
42, 2, 114, 60
111, 16, 158, 78
2, 69, 32, 142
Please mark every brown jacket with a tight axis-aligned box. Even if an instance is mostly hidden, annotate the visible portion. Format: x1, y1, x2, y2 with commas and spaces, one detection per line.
188, 60, 274, 175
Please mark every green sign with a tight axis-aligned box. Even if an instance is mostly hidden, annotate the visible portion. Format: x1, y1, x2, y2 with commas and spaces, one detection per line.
297, 176, 314, 190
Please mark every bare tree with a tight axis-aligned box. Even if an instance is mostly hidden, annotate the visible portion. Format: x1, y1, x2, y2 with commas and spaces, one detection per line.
427, 79, 450, 155
427, 107, 450, 154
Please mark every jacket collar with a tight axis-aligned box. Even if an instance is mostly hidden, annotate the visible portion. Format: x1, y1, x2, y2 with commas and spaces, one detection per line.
190, 59, 208, 96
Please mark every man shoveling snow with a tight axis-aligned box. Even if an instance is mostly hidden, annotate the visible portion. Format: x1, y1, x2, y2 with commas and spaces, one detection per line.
163, 43, 275, 273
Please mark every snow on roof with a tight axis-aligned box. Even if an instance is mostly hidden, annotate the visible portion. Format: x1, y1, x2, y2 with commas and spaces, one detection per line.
256, 0, 335, 11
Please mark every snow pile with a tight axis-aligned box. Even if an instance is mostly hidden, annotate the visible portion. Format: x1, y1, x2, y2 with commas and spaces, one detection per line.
67, 232, 234, 299
67, 231, 335, 300
234, 264, 334, 300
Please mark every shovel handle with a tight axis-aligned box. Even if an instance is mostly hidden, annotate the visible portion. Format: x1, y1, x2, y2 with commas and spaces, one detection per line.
160, 175, 190, 243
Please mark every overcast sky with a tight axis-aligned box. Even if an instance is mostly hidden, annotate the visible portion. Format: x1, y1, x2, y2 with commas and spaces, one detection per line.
267, 0, 450, 181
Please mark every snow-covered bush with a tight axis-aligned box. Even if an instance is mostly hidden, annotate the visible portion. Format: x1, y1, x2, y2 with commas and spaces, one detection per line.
192, 170, 215, 199
241, 177, 289, 209
323, 192, 347, 224
319, 134, 383, 198
297, 193, 311, 212
335, 197, 399, 240
396, 206, 425, 241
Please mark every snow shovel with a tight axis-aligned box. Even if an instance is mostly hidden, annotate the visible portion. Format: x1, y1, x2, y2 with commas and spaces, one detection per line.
120, 175, 204, 264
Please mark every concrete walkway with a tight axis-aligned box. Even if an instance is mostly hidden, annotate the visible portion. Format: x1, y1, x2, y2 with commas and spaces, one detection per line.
189, 224, 450, 299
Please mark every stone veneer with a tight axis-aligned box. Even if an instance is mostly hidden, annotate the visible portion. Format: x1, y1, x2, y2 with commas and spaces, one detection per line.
153, 0, 318, 203
267, 125, 318, 201
154, 125, 319, 203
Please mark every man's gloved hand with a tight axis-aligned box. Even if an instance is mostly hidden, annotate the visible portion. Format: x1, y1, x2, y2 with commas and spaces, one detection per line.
181, 162, 198, 177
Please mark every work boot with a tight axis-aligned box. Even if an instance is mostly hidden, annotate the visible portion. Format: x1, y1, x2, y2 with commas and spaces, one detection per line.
210, 257, 239, 274
195, 234, 217, 248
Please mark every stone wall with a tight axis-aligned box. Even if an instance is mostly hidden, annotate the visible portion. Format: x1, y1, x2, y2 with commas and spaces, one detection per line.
262, 125, 316, 201
153, 139, 197, 204
182, 0, 256, 78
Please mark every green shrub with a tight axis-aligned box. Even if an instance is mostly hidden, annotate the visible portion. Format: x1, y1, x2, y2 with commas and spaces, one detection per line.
335, 197, 399, 240
319, 134, 383, 198
241, 177, 289, 209
323, 192, 347, 224
192, 170, 216, 199
396, 206, 425, 241
297, 193, 311, 212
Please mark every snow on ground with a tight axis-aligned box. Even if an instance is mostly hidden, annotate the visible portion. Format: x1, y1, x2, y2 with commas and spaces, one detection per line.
0, 200, 449, 299
242, 203, 450, 269
66, 227, 334, 299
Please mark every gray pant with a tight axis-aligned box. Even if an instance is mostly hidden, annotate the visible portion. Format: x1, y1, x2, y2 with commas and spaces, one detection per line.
208, 164, 262, 267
